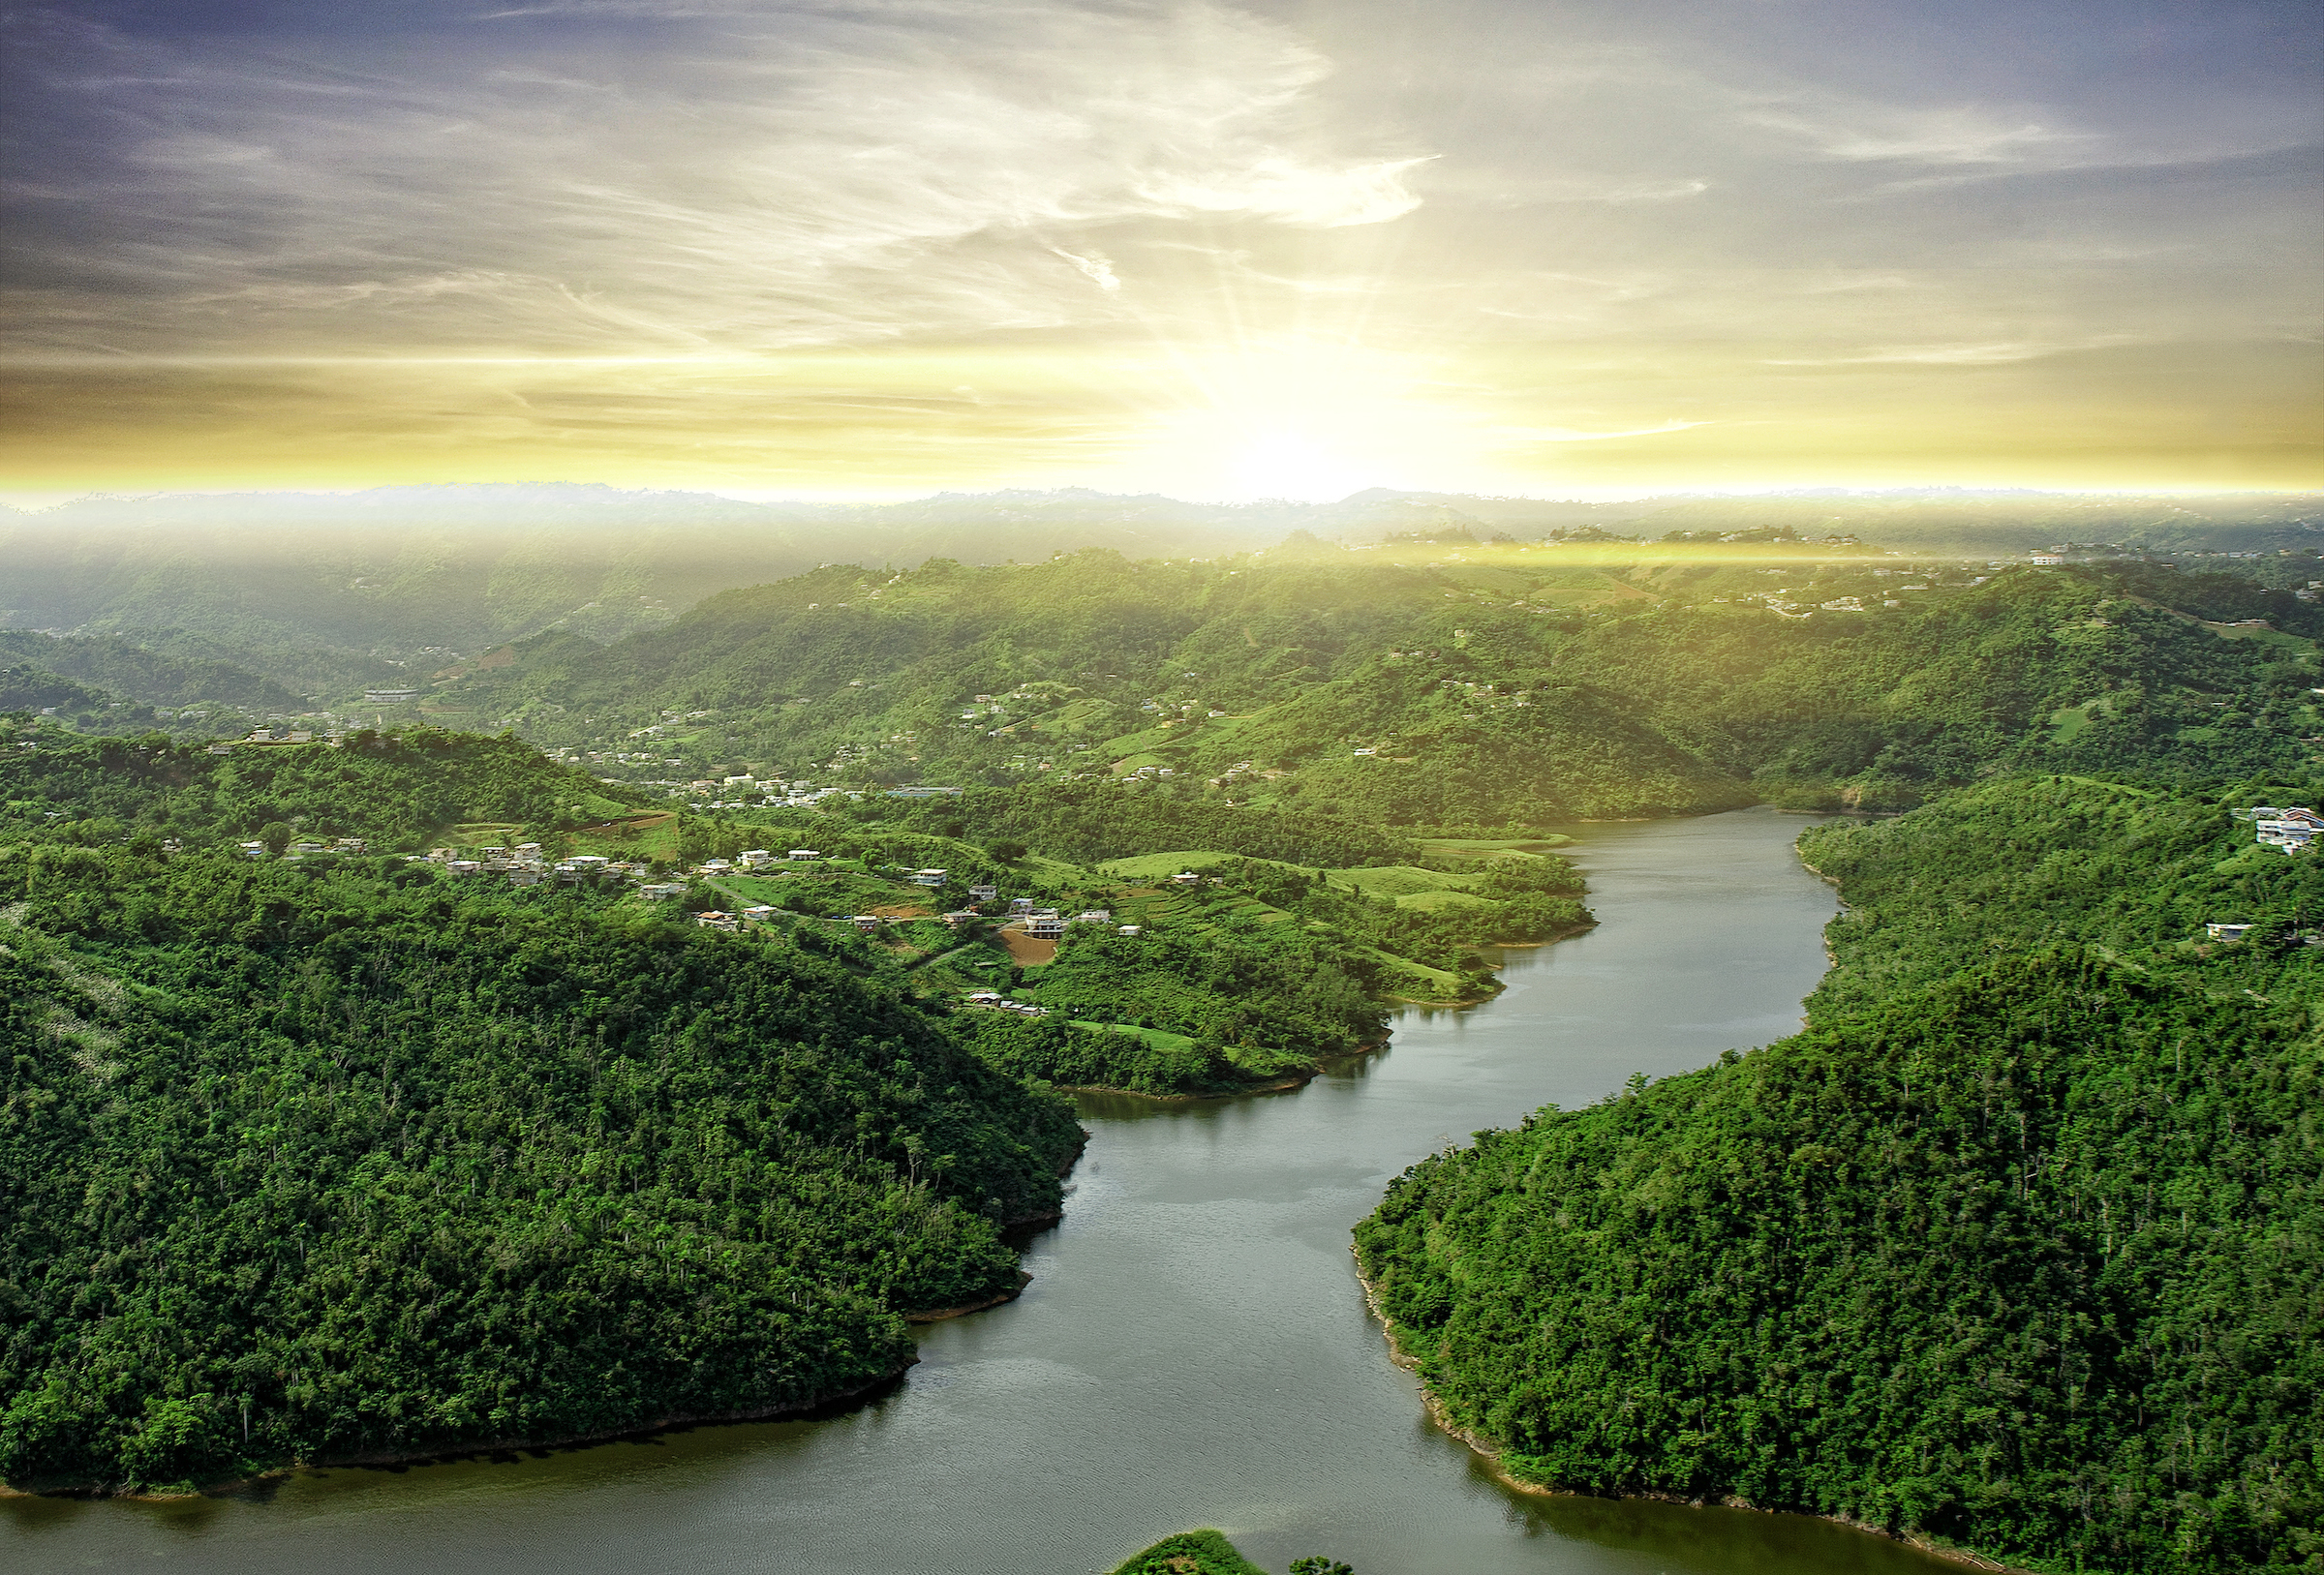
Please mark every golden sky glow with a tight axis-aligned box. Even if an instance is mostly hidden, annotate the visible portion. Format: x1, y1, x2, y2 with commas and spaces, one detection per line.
4, 1, 2319, 500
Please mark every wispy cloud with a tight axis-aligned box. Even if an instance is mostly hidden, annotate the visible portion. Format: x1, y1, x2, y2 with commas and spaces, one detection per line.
3, 1, 1429, 360
2, 0, 2314, 496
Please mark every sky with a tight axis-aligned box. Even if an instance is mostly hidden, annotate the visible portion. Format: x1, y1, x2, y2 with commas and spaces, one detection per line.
3, 0, 2319, 501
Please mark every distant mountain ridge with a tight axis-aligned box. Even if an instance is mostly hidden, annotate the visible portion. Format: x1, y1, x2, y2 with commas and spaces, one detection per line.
4, 484, 2318, 703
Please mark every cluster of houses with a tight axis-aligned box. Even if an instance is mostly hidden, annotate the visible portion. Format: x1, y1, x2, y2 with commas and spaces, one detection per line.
2235, 804, 2320, 853
415, 843, 644, 888
963, 992, 1052, 1017
999, 896, 1135, 938
237, 835, 368, 860
210, 727, 324, 755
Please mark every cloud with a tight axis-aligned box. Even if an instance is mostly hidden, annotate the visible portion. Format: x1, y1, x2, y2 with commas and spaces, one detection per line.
2, 1, 1430, 360
1051, 249, 1121, 292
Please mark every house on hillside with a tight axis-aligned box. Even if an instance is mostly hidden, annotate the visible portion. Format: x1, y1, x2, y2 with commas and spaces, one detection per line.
2207, 922, 2254, 942
638, 882, 687, 899
911, 868, 948, 888
788, 849, 822, 862
1024, 912, 1067, 939
969, 884, 997, 901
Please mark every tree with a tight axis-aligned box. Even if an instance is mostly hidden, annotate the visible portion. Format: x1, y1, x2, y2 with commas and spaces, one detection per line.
259, 821, 292, 855
1289, 1560, 1353, 1575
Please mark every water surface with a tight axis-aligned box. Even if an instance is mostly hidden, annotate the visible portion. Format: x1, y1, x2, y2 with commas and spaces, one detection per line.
4, 809, 1955, 1575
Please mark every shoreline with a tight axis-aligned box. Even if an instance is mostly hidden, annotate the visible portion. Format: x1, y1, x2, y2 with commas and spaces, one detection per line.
906, 1269, 1033, 1322
1349, 1255, 2036, 1575
8, 1363, 920, 1504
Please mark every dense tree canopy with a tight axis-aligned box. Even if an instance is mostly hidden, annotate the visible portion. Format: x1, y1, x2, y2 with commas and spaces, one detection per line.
1356, 782, 2323, 1575
0, 733, 1081, 1494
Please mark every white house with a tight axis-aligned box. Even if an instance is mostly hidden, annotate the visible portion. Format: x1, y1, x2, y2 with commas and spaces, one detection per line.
2207, 922, 2254, 942
911, 867, 949, 888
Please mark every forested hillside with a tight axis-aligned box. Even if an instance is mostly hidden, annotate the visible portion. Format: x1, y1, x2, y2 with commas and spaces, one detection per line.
1354, 779, 2322, 1574
1, 723, 641, 850
0, 719, 1089, 1492
437, 547, 2324, 825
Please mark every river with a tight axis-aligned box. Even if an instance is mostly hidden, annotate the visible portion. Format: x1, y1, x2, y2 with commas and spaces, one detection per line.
3, 807, 1962, 1575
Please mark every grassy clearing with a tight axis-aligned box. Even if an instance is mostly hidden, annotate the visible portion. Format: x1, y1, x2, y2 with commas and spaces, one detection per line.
1418, 834, 1574, 860
2047, 696, 2118, 745
1015, 853, 1086, 882
1352, 944, 1469, 999
1066, 1019, 1202, 1052
1327, 863, 1473, 898
1097, 849, 1243, 879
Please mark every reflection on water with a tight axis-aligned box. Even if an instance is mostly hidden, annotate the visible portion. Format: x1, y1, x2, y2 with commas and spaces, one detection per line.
4, 809, 1967, 1575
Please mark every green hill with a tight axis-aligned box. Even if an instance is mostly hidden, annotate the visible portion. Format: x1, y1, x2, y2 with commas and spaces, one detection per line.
1354, 778, 2323, 1574
431, 548, 2324, 827
0, 720, 1081, 1494
1108, 1530, 1269, 1575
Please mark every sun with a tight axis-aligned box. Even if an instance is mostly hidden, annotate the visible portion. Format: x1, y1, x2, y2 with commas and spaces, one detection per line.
1229, 428, 1370, 502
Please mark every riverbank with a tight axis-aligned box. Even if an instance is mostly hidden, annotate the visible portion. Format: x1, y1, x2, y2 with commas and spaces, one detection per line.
8, 808, 1885, 1573
1350, 1256, 2034, 1575
5, 1363, 922, 1504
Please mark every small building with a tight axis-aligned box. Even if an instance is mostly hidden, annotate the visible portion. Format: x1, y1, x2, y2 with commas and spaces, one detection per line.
968, 884, 998, 901
1010, 896, 1037, 913
363, 688, 422, 704
695, 911, 738, 931
1116, 924, 1142, 936
850, 915, 883, 931
738, 849, 776, 868
788, 849, 823, 862
1171, 870, 1202, 886
1072, 909, 1113, 925
1024, 913, 1067, 939
507, 870, 541, 888
739, 905, 777, 922
911, 868, 949, 888
638, 882, 688, 899
237, 841, 266, 859
2030, 554, 2064, 566
700, 859, 733, 874
2206, 923, 2254, 942
446, 860, 481, 876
